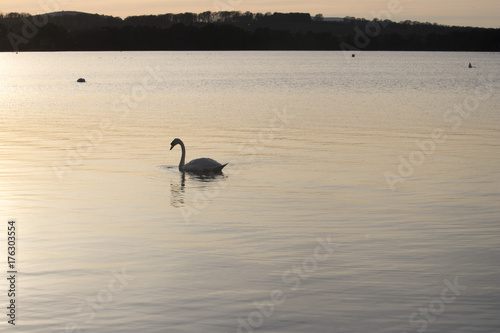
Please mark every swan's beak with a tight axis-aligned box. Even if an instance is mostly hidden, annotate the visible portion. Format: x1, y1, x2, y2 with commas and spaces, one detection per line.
170, 145, 174, 150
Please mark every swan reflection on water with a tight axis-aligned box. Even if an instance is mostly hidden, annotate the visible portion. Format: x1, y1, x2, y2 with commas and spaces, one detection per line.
169, 171, 186, 208
169, 168, 228, 209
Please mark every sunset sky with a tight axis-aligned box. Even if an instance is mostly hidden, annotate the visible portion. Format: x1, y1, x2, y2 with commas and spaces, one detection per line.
2, 0, 499, 28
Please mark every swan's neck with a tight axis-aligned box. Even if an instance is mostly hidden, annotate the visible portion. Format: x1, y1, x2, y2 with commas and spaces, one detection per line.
178, 141, 186, 171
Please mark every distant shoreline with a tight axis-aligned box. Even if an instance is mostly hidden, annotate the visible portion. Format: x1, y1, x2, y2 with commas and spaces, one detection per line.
1, 11, 499, 52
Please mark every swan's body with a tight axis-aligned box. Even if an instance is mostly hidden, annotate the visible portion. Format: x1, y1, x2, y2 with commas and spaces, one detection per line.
170, 138, 227, 174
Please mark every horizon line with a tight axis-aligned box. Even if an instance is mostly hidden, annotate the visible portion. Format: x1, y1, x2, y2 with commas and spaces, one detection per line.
1, 9, 497, 29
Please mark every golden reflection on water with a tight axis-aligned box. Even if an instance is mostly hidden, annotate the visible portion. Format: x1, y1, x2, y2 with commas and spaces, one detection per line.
0, 51, 499, 332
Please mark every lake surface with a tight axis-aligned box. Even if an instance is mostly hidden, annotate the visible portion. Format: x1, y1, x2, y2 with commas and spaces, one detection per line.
0, 51, 499, 332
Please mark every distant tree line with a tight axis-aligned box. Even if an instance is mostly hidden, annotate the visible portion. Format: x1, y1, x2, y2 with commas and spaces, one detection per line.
0, 11, 498, 51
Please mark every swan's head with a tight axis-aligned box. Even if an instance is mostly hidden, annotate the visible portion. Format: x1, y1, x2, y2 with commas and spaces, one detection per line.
170, 138, 182, 150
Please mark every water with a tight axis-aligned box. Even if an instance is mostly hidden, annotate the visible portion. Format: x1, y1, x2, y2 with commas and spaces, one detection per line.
0, 51, 499, 332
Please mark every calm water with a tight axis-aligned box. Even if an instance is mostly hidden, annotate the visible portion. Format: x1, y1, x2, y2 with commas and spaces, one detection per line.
0, 51, 499, 332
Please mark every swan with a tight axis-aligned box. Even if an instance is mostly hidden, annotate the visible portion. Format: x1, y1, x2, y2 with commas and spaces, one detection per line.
170, 138, 227, 174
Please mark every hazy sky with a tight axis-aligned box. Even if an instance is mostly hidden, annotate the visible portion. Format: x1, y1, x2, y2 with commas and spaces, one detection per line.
2, 0, 499, 28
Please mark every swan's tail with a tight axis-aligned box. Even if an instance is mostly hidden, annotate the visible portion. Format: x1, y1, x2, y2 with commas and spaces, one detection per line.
215, 163, 228, 173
